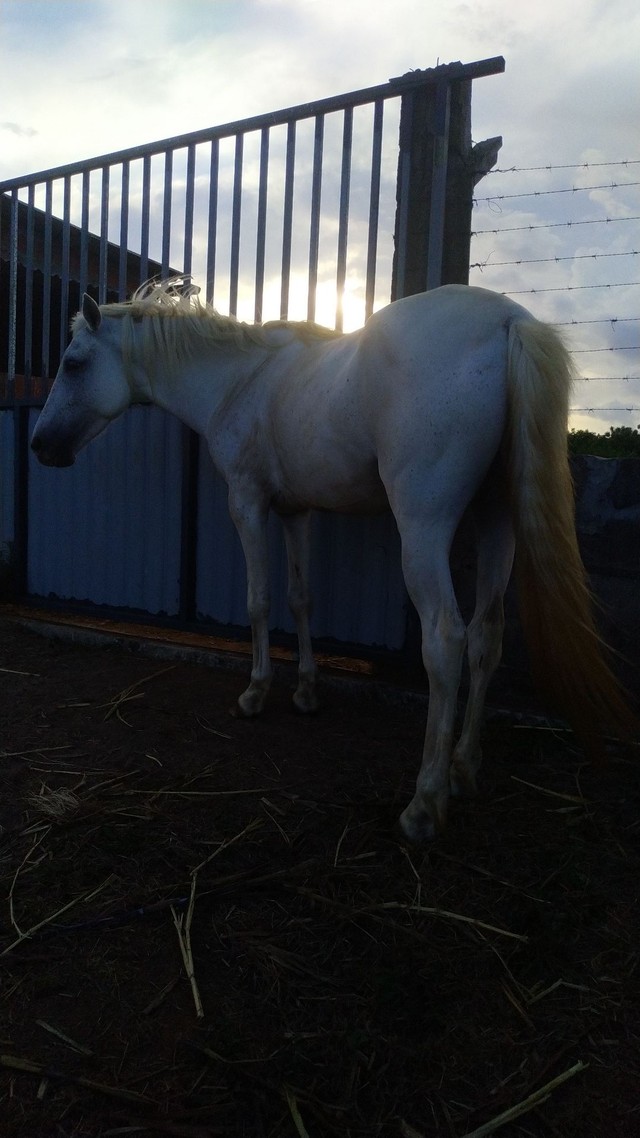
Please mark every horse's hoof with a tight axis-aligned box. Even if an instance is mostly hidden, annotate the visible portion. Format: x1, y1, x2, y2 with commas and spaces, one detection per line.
292, 691, 320, 715
397, 816, 437, 845
234, 688, 268, 718
397, 806, 437, 844
398, 789, 448, 843
229, 703, 249, 719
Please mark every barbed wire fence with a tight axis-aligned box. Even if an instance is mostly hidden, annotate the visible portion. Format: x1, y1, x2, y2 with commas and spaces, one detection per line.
469, 159, 640, 430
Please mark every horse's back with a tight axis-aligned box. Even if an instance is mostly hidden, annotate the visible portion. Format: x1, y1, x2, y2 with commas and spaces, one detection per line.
222, 286, 531, 517
361, 285, 531, 363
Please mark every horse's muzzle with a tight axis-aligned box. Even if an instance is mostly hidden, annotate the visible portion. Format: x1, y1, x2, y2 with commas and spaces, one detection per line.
30, 434, 76, 467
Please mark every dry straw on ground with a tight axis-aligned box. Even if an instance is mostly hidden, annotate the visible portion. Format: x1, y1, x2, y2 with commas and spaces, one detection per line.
1, 618, 638, 1136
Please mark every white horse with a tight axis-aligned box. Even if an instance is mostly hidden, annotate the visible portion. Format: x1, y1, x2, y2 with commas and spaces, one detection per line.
31, 279, 633, 841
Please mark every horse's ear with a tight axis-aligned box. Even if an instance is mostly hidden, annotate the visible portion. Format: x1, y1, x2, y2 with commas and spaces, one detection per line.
82, 293, 101, 332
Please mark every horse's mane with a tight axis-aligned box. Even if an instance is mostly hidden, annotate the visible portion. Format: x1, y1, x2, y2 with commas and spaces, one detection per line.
73, 278, 342, 376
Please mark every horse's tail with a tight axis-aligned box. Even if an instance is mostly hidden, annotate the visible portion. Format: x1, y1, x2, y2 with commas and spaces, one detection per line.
505, 316, 636, 756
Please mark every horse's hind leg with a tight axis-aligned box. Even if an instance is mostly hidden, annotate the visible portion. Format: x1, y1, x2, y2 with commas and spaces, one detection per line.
395, 517, 467, 842
450, 485, 515, 798
282, 511, 318, 713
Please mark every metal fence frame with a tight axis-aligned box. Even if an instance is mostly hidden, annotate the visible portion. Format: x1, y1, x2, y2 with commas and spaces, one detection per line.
0, 58, 504, 659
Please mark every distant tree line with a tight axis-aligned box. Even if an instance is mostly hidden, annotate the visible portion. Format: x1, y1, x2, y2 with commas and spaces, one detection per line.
568, 425, 640, 458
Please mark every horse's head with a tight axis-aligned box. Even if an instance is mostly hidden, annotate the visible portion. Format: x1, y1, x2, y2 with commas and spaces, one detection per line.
31, 294, 133, 467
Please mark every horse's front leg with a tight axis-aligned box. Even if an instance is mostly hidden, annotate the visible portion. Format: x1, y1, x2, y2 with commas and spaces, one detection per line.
282, 511, 318, 713
228, 492, 272, 717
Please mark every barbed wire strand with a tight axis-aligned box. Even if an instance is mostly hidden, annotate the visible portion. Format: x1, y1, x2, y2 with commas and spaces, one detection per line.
503, 283, 639, 295
556, 318, 640, 326
476, 181, 640, 203
473, 216, 640, 236
473, 159, 640, 424
471, 251, 638, 270
486, 160, 640, 174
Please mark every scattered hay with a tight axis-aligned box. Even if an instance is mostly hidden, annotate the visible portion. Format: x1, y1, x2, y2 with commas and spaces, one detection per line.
26, 784, 81, 818
1, 617, 639, 1137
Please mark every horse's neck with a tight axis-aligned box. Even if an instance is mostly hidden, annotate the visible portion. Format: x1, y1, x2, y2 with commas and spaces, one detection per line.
147, 344, 273, 435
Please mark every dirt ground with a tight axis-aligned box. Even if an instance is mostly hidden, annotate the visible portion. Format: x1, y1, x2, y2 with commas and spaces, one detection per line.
1, 614, 639, 1138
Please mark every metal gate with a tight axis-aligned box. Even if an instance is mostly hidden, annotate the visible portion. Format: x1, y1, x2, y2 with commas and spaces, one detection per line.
0, 58, 504, 658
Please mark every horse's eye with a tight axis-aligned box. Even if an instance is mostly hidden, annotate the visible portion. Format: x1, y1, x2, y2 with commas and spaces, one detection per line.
65, 357, 83, 372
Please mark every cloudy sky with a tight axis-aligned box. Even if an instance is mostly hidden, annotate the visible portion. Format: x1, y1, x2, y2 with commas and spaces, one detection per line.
1, 0, 639, 429
2, 0, 638, 176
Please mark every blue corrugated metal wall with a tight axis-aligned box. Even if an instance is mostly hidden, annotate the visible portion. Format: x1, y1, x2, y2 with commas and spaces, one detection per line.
307, 513, 407, 648
27, 407, 183, 614
0, 411, 14, 559
22, 405, 409, 648
195, 445, 408, 648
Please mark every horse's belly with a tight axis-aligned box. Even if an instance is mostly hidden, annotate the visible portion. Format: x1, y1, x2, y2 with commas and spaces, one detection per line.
271, 458, 389, 516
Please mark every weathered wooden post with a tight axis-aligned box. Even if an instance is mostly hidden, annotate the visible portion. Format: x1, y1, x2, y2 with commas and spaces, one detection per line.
389, 60, 504, 665
391, 58, 504, 298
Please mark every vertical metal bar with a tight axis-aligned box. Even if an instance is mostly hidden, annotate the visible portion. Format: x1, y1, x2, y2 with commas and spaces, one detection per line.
24, 185, 35, 383
99, 166, 110, 303
254, 127, 270, 322
41, 181, 53, 380
365, 99, 384, 319
229, 133, 243, 316
0, 200, 3, 385
307, 114, 324, 322
179, 424, 200, 624
8, 190, 19, 386
161, 150, 173, 279
206, 139, 219, 305
12, 404, 31, 598
393, 92, 413, 300
140, 155, 151, 284
181, 148, 200, 625
119, 160, 130, 298
335, 107, 353, 332
80, 171, 90, 297
280, 121, 296, 319
59, 175, 71, 357
425, 80, 451, 290
183, 144, 196, 278
7, 186, 27, 599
